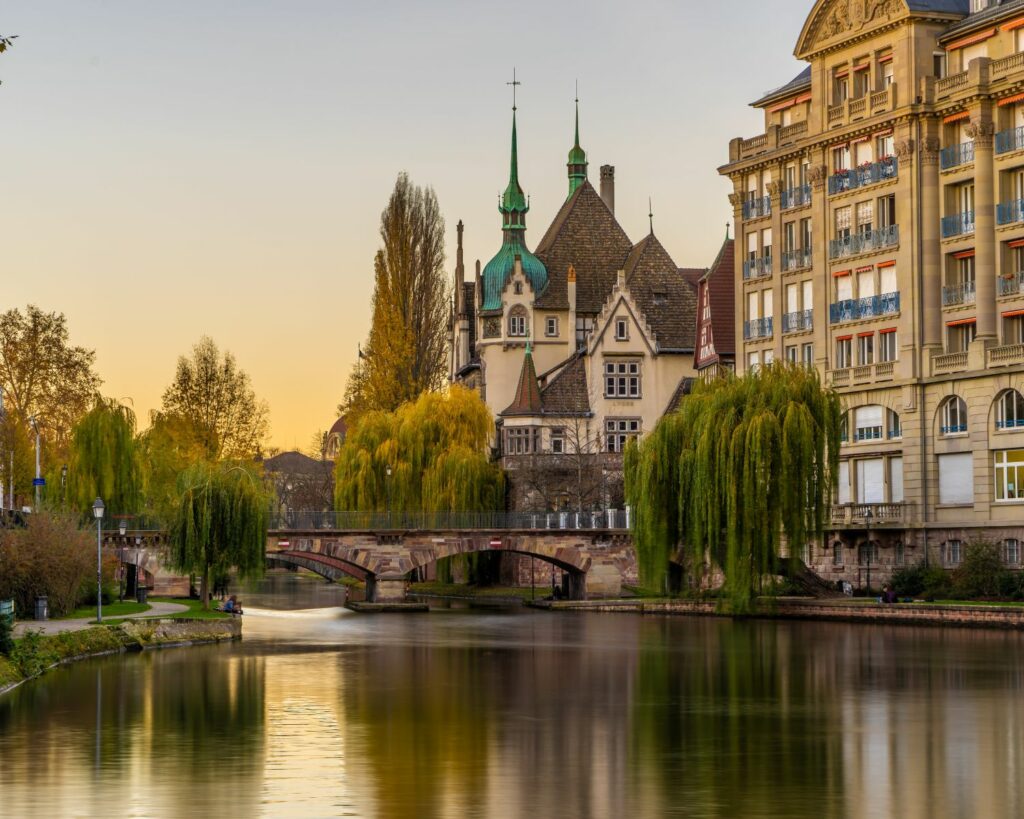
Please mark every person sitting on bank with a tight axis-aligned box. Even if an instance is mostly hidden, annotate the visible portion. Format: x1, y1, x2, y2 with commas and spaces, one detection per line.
222, 595, 243, 615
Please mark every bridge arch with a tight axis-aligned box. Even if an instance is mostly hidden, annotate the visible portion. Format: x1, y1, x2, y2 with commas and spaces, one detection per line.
267, 551, 369, 584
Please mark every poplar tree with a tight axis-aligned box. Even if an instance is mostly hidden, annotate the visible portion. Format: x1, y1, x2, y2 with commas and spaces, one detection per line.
66, 397, 140, 519
168, 462, 268, 607
342, 173, 450, 419
626, 364, 841, 610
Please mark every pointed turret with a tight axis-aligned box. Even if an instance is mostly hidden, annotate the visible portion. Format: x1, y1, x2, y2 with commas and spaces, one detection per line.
501, 339, 544, 417
500, 109, 530, 235
567, 96, 588, 198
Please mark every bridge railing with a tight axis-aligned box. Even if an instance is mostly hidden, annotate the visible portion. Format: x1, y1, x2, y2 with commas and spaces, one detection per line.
270, 509, 632, 532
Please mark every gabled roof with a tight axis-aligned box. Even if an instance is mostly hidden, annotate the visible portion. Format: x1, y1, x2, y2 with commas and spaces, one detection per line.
534, 181, 634, 313
263, 451, 327, 475
624, 233, 698, 351
539, 354, 590, 416
751, 66, 811, 108
665, 377, 696, 415
701, 237, 736, 359
501, 345, 544, 417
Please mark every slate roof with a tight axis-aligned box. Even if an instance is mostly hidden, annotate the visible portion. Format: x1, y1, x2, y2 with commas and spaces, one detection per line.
665, 377, 696, 415
679, 267, 706, 289
501, 347, 544, 417
624, 234, 699, 351
702, 237, 736, 359
539, 355, 591, 416
941, 0, 1020, 38
263, 451, 326, 475
534, 181, 634, 313
752, 66, 811, 107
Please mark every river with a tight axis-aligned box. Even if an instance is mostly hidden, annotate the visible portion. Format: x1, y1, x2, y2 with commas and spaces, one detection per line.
1, 573, 1023, 818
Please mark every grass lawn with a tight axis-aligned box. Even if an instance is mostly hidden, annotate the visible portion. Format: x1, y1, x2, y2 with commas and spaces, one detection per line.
59, 601, 150, 620
99, 597, 232, 625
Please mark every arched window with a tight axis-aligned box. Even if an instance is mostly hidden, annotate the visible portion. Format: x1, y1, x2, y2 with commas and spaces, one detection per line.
840, 413, 849, 443
887, 408, 902, 439
832, 541, 843, 566
508, 306, 528, 337
997, 390, 1024, 430
854, 405, 884, 441
940, 396, 968, 435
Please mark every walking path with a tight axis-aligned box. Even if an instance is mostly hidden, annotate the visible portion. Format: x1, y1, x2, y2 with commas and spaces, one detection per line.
13, 601, 189, 637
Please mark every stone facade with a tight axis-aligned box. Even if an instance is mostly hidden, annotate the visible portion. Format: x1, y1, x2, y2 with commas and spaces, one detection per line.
721, 0, 1024, 586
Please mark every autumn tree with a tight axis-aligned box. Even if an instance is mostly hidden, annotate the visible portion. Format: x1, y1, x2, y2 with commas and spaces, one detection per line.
136, 411, 210, 522
66, 397, 141, 520
341, 173, 450, 419
168, 462, 268, 607
0, 305, 101, 460
160, 337, 269, 461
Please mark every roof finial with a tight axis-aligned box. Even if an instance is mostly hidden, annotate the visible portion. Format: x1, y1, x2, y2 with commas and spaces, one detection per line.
648, 197, 654, 235
725, 222, 731, 240
507, 68, 521, 112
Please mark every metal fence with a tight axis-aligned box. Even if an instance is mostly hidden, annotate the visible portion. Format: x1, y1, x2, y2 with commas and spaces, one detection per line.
270, 509, 632, 532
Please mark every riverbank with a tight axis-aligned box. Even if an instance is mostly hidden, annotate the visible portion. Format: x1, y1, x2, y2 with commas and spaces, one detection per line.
0, 617, 242, 697
532, 596, 1024, 629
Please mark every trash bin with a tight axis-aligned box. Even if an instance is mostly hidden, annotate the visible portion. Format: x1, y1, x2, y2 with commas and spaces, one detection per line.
136, 586, 148, 605
0, 599, 13, 623
34, 596, 48, 621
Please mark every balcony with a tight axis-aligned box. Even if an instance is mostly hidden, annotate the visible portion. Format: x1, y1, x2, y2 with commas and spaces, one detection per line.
941, 211, 974, 239
989, 344, 1024, 367
940, 141, 974, 170
781, 184, 811, 210
782, 309, 813, 334
991, 51, 1024, 81
996, 126, 1024, 155
830, 362, 894, 386
1000, 272, 1024, 297
935, 71, 969, 100
830, 503, 909, 527
743, 195, 771, 220
942, 281, 976, 306
826, 84, 897, 127
781, 247, 812, 272
829, 292, 900, 324
742, 256, 773, 280
829, 225, 899, 260
743, 317, 774, 341
933, 351, 968, 375
827, 157, 898, 195
997, 199, 1024, 226
941, 423, 967, 435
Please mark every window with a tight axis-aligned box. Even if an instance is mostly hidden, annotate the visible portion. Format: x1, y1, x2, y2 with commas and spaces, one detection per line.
857, 268, 875, 299
858, 333, 874, 365
606, 418, 640, 453
604, 360, 640, 398
948, 320, 976, 352
550, 428, 565, 455
941, 396, 968, 435
881, 60, 894, 89
997, 389, 1024, 429
835, 206, 852, 240
802, 343, 814, 366
615, 318, 629, 341
855, 458, 884, 503
800, 218, 812, 253
1005, 313, 1024, 346
1006, 538, 1021, 565
856, 201, 873, 236
786, 344, 799, 363
840, 413, 849, 443
545, 317, 558, 337
508, 308, 527, 337
996, 450, 1024, 501
575, 317, 594, 349
894, 541, 905, 567
853, 61, 870, 98
514, 281, 523, 295
945, 540, 963, 567
505, 427, 539, 455
891, 457, 904, 503
877, 195, 896, 229
836, 273, 853, 302
833, 68, 849, 105
880, 263, 897, 295
858, 541, 879, 566
833, 145, 851, 172
837, 461, 851, 503
854, 405, 883, 441
939, 452, 973, 505
836, 337, 853, 369
934, 51, 947, 80
876, 132, 895, 159
762, 228, 773, 266
784, 221, 797, 254
764, 350, 775, 366
879, 329, 897, 362
855, 139, 873, 166
960, 41, 988, 71
887, 409, 902, 440
832, 541, 844, 567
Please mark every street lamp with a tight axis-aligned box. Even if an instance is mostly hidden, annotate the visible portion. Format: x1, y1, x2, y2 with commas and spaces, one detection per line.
61, 464, 68, 505
92, 498, 104, 622
864, 507, 874, 599
118, 520, 127, 602
385, 465, 392, 525
29, 416, 41, 511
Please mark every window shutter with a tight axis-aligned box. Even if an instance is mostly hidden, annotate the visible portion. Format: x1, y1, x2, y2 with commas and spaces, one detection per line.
880, 266, 897, 294
855, 405, 883, 430
890, 457, 904, 503
939, 453, 974, 505
856, 458, 885, 504
838, 461, 851, 504
837, 276, 854, 301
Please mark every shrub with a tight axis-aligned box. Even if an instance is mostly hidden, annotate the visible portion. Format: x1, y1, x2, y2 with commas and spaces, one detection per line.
0, 511, 95, 617
75, 554, 120, 609
891, 562, 951, 600
951, 540, 1008, 599
0, 610, 13, 656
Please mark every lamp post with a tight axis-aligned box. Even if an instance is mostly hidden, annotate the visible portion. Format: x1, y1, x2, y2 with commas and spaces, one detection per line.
61, 464, 68, 505
385, 465, 392, 527
30, 416, 41, 511
864, 507, 873, 598
92, 498, 105, 622
118, 520, 127, 602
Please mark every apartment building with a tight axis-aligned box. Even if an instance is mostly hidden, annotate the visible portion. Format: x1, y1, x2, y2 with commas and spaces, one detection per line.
721, 0, 1024, 586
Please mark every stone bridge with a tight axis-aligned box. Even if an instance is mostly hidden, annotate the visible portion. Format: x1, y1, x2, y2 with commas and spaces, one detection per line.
267, 510, 637, 603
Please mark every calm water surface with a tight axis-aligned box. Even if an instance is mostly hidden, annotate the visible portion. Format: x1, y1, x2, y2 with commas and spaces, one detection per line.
1, 574, 1023, 819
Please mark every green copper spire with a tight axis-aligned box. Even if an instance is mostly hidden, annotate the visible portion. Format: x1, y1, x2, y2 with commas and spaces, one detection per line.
500, 108, 529, 231
567, 89, 588, 198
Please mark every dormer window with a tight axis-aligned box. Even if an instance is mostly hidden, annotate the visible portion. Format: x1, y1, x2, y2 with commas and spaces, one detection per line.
508, 306, 528, 337
653, 290, 668, 307
514, 281, 523, 295
615, 318, 629, 340
970, 0, 992, 12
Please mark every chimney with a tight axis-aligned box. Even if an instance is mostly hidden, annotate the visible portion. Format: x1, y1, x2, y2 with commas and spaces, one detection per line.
600, 165, 615, 214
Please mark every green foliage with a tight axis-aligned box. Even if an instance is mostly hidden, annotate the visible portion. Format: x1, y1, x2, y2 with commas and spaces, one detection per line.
0, 609, 13, 656
334, 386, 503, 514
626, 364, 841, 611
0, 511, 95, 617
168, 462, 268, 606
951, 541, 1006, 599
137, 411, 210, 521
73, 553, 119, 609
8, 626, 126, 680
890, 563, 948, 598
66, 397, 140, 519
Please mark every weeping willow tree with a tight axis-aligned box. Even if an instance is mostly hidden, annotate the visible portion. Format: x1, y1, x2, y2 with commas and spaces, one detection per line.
66, 397, 141, 519
335, 386, 503, 513
335, 386, 504, 581
169, 462, 268, 607
626, 364, 841, 611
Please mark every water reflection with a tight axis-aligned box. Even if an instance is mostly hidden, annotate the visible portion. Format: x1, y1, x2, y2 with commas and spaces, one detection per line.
0, 576, 1023, 818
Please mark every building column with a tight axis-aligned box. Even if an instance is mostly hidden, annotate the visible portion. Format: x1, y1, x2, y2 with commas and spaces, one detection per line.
969, 116, 997, 341
728, 187, 746, 370
768, 175, 785, 361
807, 157, 830, 374
919, 135, 943, 353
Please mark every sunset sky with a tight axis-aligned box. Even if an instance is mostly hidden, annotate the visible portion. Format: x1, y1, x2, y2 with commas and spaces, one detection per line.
1, 0, 811, 450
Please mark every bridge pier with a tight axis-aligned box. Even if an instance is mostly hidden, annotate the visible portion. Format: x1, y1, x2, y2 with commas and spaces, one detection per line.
366, 575, 409, 604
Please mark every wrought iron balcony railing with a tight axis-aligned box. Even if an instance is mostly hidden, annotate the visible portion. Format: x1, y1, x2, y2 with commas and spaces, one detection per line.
829, 292, 900, 324
743, 316, 774, 340
1000, 272, 1024, 297
997, 199, 1024, 226
942, 281, 976, 306
996, 126, 1024, 155
940, 141, 974, 170
743, 195, 771, 220
828, 225, 899, 260
827, 157, 898, 195
781, 184, 811, 210
269, 509, 632, 532
742, 256, 773, 280
781, 247, 812, 272
941, 211, 974, 238
782, 309, 813, 334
